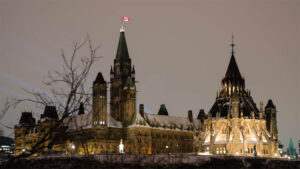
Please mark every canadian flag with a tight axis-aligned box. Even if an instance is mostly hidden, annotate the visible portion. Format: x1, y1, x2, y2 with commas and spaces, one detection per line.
122, 16, 130, 22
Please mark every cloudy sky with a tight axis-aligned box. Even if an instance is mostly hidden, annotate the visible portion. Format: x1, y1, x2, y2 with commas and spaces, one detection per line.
0, 0, 299, 148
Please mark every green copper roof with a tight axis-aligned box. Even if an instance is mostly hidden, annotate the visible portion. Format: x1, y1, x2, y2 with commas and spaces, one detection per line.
125, 77, 135, 87
130, 111, 137, 125
115, 32, 130, 63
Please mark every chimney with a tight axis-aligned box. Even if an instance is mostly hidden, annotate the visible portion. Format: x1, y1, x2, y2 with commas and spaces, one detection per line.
188, 110, 193, 122
139, 104, 144, 117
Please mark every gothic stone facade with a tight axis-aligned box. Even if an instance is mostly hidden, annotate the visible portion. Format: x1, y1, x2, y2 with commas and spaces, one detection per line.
199, 43, 279, 157
14, 28, 278, 157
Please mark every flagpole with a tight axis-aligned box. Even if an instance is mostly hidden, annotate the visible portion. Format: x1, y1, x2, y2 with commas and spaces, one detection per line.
120, 16, 124, 32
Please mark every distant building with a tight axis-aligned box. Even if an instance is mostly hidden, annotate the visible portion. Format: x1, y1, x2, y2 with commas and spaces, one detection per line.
287, 138, 298, 159
298, 140, 300, 155
278, 142, 284, 157
0, 136, 14, 155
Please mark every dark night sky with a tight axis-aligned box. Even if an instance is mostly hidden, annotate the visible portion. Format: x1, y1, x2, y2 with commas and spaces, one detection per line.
0, 0, 299, 150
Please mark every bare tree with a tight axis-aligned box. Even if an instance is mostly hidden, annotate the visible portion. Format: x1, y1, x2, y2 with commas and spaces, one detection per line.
4, 36, 100, 161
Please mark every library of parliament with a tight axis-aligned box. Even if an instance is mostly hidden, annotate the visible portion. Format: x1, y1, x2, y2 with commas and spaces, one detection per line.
14, 26, 279, 157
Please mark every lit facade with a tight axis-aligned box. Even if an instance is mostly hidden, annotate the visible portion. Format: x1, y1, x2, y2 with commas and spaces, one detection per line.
198, 41, 279, 157
15, 27, 278, 158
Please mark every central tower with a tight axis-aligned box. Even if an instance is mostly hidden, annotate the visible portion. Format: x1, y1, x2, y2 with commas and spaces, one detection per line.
110, 27, 136, 127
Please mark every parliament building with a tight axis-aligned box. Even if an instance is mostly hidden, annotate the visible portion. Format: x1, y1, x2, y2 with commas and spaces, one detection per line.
14, 26, 279, 157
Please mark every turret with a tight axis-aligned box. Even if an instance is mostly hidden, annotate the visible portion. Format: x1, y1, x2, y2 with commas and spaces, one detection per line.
131, 65, 135, 82
93, 72, 107, 126
19, 112, 36, 126
188, 110, 193, 122
197, 109, 206, 124
40, 106, 58, 121
265, 99, 278, 140
259, 101, 263, 119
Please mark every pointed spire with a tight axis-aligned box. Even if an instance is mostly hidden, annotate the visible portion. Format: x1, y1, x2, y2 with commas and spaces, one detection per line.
110, 66, 113, 73
224, 35, 242, 79
115, 27, 131, 64
94, 72, 106, 84
197, 109, 206, 124
265, 99, 276, 109
132, 65, 135, 74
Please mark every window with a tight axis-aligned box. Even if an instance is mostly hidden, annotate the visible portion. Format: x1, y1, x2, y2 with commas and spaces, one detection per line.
222, 128, 226, 134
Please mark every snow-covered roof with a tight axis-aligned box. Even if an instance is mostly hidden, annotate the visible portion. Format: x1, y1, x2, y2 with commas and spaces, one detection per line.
63, 110, 201, 132
128, 111, 150, 128
63, 113, 123, 132
144, 113, 201, 131
107, 115, 123, 128
63, 112, 92, 132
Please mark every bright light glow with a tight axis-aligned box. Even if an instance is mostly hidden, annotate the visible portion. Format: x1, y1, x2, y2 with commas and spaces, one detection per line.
236, 152, 239, 155
206, 147, 209, 150
198, 152, 210, 155
119, 139, 124, 153
71, 145, 75, 149
166, 145, 168, 149
22, 148, 26, 152
274, 153, 278, 157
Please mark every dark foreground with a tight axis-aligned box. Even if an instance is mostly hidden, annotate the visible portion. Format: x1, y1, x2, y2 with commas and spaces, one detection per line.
1, 154, 299, 169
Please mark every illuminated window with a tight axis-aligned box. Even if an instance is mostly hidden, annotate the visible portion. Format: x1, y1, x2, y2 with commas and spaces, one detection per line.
216, 148, 219, 154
